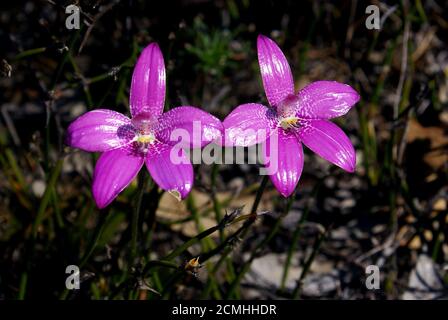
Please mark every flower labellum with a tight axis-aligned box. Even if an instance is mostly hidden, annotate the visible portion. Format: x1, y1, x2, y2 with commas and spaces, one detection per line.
66, 43, 223, 208
222, 35, 360, 197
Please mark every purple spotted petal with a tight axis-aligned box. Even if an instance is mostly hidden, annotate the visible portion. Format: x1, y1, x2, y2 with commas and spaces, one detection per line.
297, 119, 355, 172
262, 129, 303, 197
155, 106, 223, 148
66, 109, 135, 152
257, 35, 294, 107
145, 142, 193, 199
293, 81, 360, 119
92, 147, 144, 208
130, 43, 166, 117
222, 103, 277, 147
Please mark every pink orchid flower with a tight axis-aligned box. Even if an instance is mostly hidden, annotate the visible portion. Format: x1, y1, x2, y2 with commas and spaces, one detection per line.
67, 43, 222, 208
222, 35, 360, 197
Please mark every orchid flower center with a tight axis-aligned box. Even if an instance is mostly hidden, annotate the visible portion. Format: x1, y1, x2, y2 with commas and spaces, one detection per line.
277, 95, 301, 130
136, 133, 156, 144
131, 112, 157, 152
280, 116, 300, 130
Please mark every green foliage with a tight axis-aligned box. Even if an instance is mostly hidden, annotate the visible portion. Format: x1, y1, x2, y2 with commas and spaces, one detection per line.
185, 17, 239, 78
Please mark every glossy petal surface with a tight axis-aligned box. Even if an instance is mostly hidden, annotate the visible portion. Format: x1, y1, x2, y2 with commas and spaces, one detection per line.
145, 142, 193, 199
222, 103, 277, 147
130, 43, 166, 117
155, 106, 223, 148
297, 119, 355, 172
293, 81, 360, 119
66, 109, 135, 152
257, 35, 294, 107
262, 128, 303, 197
92, 147, 144, 208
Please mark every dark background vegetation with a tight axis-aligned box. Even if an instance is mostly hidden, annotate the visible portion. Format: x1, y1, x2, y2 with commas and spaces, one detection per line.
0, 0, 447, 299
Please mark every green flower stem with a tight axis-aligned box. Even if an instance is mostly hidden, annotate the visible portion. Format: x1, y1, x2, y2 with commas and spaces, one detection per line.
147, 177, 269, 298
187, 193, 221, 299
211, 163, 224, 241
201, 176, 270, 298
143, 209, 252, 297
222, 175, 270, 267
162, 218, 230, 261
292, 224, 332, 299
280, 182, 322, 291
187, 195, 214, 251
60, 207, 111, 300
250, 175, 269, 214
279, 205, 310, 291
143, 183, 161, 258
225, 194, 294, 299
80, 209, 111, 268
130, 172, 149, 264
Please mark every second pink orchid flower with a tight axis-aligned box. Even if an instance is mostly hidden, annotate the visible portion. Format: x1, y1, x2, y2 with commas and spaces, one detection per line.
222, 35, 360, 197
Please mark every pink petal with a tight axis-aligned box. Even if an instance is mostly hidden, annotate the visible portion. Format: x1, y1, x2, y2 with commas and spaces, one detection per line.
262, 128, 303, 197
257, 35, 294, 107
92, 147, 144, 208
155, 106, 223, 148
130, 43, 166, 118
145, 142, 193, 199
294, 81, 360, 119
66, 109, 135, 152
222, 103, 277, 147
297, 119, 356, 172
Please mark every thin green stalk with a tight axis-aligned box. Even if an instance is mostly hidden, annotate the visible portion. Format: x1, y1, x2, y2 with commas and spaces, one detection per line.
143, 184, 161, 259
280, 182, 321, 291
210, 175, 269, 270
67, 53, 93, 106
199, 211, 264, 298
80, 210, 112, 268
229, 175, 270, 253
162, 217, 232, 261
199, 218, 251, 298
51, 189, 65, 229
151, 271, 163, 293
211, 163, 224, 241
33, 158, 64, 238
151, 176, 269, 298
0, 153, 32, 210
280, 205, 310, 291
143, 209, 248, 298
160, 270, 185, 299
17, 272, 28, 300
250, 175, 269, 214
142, 260, 179, 273
187, 195, 214, 251
13, 47, 47, 60
201, 176, 270, 298
5, 148, 27, 188
292, 225, 331, 299
60, 209, 112, 300
297, 5, 321, 75
22, 169, 65, 299
432, 211, 447, 262
43, 30, 81, 172
226, 196, 294, 299
187, 194, 221, 298
131, 173, 149, 263
211, 168, 238, 285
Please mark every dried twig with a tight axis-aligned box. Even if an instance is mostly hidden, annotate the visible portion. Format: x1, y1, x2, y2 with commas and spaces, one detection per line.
78, 0, 120, 54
